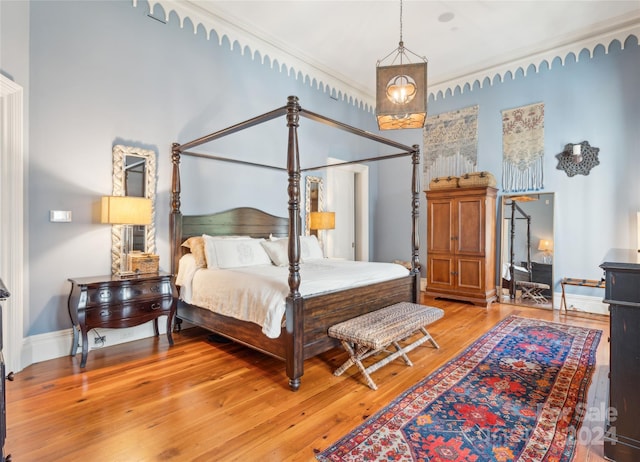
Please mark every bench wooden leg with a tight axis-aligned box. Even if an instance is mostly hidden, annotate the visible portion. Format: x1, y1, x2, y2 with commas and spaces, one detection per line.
334, 328, 441, 391
392, 341, 413, 367
420, 327, 440, 349
333, 341, 379, 390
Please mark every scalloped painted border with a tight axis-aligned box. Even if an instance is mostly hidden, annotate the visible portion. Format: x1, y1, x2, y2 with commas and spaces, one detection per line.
135, 0, 639, 110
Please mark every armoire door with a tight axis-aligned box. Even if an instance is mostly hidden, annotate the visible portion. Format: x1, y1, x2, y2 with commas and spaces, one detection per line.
456, 196, 485, 256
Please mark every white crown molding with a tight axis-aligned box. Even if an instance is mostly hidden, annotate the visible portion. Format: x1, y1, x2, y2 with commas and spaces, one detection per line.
138, 0, 374, 111
135, 1, 639, 108
430, 17, 640, 100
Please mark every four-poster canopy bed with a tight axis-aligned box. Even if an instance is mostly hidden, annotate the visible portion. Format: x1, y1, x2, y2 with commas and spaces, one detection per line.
503, 197, 533, 298
170, 96, 422, 391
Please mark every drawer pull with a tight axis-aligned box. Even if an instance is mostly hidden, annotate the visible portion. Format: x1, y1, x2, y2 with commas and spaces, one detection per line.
100, 309, 112, 317
99, 289, 111, 300
150, 303, 161, 310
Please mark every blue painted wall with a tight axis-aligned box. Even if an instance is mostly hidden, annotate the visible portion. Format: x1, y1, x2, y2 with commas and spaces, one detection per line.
1, 0, 639, 338
378, 36, 640, 300
3, 1, 379, 336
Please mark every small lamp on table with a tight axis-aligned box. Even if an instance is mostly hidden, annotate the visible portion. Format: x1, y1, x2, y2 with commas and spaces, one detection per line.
538, 239, 553, 264
309, 211, 335, 257
101, 196, 152, 275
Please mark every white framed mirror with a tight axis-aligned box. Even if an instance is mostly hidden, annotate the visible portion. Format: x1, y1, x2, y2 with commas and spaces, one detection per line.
499, 192, 554, 309
110, 145, 157, 275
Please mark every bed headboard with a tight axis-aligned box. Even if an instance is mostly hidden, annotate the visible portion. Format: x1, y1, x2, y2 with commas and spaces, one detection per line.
172, 207, 289, 272
182, 207, 288, 239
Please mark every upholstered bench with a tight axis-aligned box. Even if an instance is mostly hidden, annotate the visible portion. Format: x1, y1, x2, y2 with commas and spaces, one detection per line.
516, 280, 551, 303
328, 302, 444, 390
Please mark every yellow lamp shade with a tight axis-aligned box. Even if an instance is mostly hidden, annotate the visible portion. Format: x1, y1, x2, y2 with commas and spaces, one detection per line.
538, 239, 553, 252
101, 196, 152, 225
309, 211, 335, 230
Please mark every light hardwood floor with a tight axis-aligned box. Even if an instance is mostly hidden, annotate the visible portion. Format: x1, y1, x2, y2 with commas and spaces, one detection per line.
6, 296, 610, 461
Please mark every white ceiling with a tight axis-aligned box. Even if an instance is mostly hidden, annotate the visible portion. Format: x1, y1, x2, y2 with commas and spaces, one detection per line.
148, 1, 640, 106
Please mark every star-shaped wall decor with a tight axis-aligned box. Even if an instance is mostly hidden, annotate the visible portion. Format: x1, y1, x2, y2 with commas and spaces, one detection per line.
556, 141, 600, 177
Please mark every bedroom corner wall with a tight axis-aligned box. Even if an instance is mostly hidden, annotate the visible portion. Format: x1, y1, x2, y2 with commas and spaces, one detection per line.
377, 36, 640, 307
4, 0, 376, 367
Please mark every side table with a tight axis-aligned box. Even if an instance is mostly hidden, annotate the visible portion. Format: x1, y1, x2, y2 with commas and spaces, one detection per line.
67, 272, 177, 367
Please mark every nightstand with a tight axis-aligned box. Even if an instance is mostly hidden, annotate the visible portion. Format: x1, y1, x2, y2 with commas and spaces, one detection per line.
67, 272, 177, 367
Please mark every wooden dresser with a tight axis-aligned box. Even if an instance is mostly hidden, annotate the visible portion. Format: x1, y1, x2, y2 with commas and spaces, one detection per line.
600, 249, 640, 462
67, 272, 177, 368
425, 186, 497, 307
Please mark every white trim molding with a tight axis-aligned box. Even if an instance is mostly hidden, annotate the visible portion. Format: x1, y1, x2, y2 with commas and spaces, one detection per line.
135, 1, 639, 106
429, 18, 640, 100
554, 292, 609, 316
138, 0, 373, 110
0, 74, 26, 373
23, 321, 170, 367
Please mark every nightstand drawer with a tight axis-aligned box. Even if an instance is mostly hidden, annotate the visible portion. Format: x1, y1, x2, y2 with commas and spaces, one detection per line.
84, 280, 172, 306
85, 296, 174, 327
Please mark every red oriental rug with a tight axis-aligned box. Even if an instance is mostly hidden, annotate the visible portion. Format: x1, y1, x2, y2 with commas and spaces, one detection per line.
317, 316, 601, 462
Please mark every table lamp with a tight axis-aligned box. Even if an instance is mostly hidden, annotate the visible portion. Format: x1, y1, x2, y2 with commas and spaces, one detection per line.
101, 196, 152, 275
310, 211, 335, 256
538, 239, 553, 264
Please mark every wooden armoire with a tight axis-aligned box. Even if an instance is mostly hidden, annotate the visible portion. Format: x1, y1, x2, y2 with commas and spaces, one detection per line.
425, 186, 497, 307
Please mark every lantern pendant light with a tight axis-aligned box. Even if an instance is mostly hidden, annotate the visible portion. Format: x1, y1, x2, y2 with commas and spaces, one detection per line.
376, 0, 428, 130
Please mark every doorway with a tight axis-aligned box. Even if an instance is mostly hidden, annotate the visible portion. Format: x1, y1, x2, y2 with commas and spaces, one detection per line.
326, 158, 369, 261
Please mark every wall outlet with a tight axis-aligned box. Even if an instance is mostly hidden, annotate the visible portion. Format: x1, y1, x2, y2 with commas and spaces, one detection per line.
94, 335, 106, 345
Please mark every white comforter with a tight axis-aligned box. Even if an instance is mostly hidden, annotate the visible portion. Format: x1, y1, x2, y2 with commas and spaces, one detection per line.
176, 254, 410, 338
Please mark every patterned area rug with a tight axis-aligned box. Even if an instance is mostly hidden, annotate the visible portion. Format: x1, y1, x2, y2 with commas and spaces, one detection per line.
317, 316, 601, 462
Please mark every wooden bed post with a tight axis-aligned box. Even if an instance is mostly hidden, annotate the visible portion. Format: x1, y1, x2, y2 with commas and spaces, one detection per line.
170, 143, 182, 276
285, 96, 304, 391
411, 146, 421, 302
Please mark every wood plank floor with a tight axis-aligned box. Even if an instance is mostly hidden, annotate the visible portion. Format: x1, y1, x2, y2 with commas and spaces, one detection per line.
6, 296, 610, 461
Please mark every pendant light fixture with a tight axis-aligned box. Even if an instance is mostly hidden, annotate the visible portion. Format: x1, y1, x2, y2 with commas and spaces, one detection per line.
376, 0, 428, 130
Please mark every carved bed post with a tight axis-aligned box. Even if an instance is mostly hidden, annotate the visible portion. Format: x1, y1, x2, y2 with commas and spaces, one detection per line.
170, 143, 182, 277
509, 200, 516, 298
411, 145, 421, 302
285, 96, 303, 391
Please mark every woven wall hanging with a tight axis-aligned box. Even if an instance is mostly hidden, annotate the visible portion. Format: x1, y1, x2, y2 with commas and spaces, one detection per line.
502, 102, 545, 192
423, 105, 478, 186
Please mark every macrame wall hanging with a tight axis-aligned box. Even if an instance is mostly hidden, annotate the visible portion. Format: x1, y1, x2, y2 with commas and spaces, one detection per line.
423, 105, 478, 186
502, 102, 545, 192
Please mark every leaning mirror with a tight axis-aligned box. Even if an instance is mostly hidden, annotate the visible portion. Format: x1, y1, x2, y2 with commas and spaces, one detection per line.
110, 145, 157, 275
499, 193, 554, 309
305, 176, 324, 235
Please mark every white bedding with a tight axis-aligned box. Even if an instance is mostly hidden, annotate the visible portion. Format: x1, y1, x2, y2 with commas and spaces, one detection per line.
501, 262, 529, 281
176, 254, 410, 338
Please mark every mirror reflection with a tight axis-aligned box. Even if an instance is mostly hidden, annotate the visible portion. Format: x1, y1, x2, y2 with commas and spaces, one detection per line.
305, 176, 323, 236
125, 155, 147, 251
499, 193, 554, 309
111, 145, 156, 275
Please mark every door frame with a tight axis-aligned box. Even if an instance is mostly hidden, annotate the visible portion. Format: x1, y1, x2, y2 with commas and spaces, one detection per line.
0, 74, 26, 373
326, 157, 369, 261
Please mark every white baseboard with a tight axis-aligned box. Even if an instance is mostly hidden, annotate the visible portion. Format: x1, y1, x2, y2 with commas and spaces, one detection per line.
554, 292, 609, 315
20, 318, 169, 369
16, 293, 608, 371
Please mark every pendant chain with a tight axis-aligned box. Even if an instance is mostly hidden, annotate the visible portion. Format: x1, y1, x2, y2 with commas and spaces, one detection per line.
399, 0, 404, 46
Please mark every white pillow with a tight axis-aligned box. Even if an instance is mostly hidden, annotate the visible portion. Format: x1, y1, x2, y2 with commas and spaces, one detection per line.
301, 235, 324, 260
213, 238, 272, 268
202, 234, 251, 268
261, 239, 289, 267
